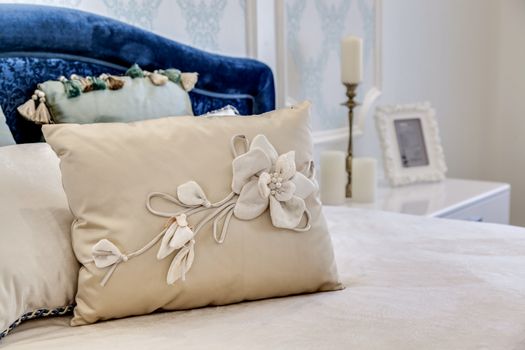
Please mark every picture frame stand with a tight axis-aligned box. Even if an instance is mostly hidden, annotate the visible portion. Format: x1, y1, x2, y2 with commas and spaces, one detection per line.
375, 102, 447, 186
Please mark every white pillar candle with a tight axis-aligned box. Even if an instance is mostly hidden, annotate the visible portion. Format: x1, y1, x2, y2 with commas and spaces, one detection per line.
340, 36, 363, 84
351, 158, 377, 203
320, 151, 346, 205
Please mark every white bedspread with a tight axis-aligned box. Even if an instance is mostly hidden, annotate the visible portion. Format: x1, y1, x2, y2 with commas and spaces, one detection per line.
4, 207, 525, 349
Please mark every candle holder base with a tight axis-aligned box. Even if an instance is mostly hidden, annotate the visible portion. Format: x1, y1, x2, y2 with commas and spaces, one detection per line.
341, 83, 360, 198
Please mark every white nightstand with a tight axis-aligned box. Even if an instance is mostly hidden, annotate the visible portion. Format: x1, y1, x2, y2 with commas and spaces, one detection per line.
344, 178, 510, 224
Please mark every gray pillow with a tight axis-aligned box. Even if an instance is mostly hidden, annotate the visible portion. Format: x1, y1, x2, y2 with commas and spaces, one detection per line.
0, 105, 15, 146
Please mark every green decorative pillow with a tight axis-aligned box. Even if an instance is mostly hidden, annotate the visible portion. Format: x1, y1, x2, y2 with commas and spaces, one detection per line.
17, 64, 197, 125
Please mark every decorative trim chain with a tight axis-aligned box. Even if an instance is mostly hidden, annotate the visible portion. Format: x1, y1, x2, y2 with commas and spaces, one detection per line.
0, 304, 74, 341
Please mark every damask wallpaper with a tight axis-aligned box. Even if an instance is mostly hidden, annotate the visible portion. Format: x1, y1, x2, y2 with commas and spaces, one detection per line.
2, 0, 247, 56
285, 0, 378, 131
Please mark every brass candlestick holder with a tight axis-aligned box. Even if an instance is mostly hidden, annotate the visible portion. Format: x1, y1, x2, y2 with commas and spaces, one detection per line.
342, 83, 360, 198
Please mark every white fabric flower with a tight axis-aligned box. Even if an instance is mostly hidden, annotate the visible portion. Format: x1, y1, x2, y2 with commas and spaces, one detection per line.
157, 213, 196, 284
157, 214, 194, 260
231, 135, 316, 229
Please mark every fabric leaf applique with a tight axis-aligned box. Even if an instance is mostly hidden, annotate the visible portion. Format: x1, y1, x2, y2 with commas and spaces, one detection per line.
92, 239, 128, 268
91, 133, 316, 287
167, 239, 195, 284
177, 181, 211, 207
91, 239, 129, 286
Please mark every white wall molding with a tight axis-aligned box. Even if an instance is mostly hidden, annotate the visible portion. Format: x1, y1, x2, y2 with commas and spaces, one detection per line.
312, 128, 348, 145
274, 0, 287, 108
245, 0, 258, 58
312, 126, 371, 145
373, 0, 383, 90
246, 0, 279, 96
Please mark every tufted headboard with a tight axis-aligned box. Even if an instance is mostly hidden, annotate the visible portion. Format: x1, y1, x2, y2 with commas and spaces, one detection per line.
0, 4, 275, 144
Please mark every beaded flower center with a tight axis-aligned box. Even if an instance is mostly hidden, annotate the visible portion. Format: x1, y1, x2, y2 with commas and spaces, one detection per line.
268, 172, 284, 196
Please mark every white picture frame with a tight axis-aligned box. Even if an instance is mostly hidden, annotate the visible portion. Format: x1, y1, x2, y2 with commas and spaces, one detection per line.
375, 103, 447, 186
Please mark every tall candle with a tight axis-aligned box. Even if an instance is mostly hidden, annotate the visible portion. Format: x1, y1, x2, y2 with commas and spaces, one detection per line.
340, 36, 363, 84
351, 158, 377, 203
320, 151, 346, 205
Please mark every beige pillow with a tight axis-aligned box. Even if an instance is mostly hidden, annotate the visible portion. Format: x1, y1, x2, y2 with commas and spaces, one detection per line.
43, 101, 342, 326
0, 143, 77, 339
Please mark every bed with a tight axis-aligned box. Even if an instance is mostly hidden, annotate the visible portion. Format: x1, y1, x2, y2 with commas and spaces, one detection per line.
1, 5, 525, 350
2, 207, 525, 349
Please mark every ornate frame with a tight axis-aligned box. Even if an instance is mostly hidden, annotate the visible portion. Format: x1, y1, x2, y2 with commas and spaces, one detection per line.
375, 103, 447, 186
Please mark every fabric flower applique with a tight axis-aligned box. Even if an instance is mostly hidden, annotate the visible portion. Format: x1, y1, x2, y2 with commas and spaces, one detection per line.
157, 214, 194, 260
88, 134, 317, 287
232, 135, 316, 230
157, 214, 195, 284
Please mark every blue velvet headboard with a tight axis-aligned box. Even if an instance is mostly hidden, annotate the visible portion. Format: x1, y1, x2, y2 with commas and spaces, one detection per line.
0, 4, 275, 144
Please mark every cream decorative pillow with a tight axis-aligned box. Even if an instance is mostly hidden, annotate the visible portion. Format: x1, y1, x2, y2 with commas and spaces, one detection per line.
0, 143, 77, 339
44, 101, 342, 326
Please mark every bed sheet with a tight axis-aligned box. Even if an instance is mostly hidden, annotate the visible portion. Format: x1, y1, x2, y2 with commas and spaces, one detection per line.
4, 207, 525, 349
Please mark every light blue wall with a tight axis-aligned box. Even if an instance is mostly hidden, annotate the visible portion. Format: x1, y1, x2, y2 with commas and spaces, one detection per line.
3, 0, 247, 55
285, 0, 377, 131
